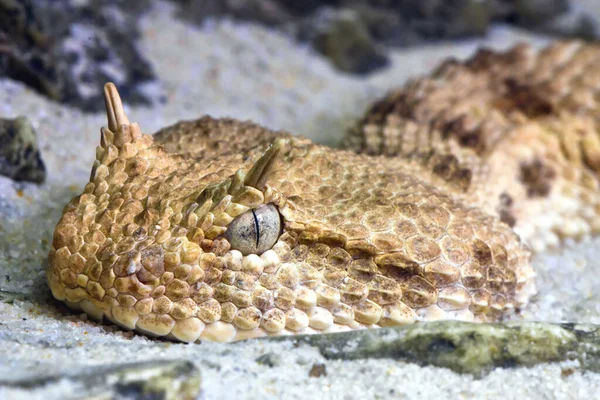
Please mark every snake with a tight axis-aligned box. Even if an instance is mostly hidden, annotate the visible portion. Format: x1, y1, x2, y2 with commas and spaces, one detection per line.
46, 40, 600, 343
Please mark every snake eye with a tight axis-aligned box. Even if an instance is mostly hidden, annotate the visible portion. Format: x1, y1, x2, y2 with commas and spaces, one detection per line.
224, 204, 281, 255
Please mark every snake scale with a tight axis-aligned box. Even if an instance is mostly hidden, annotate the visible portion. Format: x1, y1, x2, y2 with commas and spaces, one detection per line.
47, 41, 600, 342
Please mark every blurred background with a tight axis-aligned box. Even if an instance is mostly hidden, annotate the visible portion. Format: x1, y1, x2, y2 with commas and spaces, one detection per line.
1, 0, 599, 112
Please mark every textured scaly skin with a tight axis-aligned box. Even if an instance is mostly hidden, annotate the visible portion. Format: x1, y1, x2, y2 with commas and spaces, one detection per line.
47, 41, 600, 343
345, 40, 600, 253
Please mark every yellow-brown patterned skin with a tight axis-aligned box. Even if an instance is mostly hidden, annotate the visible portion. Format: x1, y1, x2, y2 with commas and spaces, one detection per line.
47, 41, 600, 342
345, 40, 600, 253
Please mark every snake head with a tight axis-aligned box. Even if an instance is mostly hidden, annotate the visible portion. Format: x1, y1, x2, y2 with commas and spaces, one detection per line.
47, 83, 298, 341
47, 83, 535, 343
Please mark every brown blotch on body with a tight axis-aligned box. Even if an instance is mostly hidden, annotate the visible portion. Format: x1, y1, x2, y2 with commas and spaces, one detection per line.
497, 192, 516, 227
520, 158, 556, 197
496, 78, 554, 118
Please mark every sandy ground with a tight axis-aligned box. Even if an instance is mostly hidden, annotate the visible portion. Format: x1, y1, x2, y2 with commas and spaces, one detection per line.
1, 1, 600, 398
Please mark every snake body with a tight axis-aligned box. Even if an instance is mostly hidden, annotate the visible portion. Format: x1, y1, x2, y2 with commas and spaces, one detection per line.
47, 41, 600, 342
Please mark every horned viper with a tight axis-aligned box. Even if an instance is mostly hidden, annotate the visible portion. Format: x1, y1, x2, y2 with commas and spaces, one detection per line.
47, 41, 600, 342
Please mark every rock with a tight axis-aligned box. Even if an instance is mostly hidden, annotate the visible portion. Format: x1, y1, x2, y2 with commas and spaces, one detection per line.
171, 0, 341, 24
499, 0, 600, 40
0, 0, 156, 111
299, 8, 390, 74
0, 289, 29, 303
0, 117, 46, 183
341, 0, 492, 46
277, 0, 337, 17
511, 0, 570, 26
0, 360, 202, 399
255, 352, 283, 367
172, 0, 294, 26
523, 6, 600, 40
341, 4, 405, 46
266, 321, 600, 375
308, 363, 327, 377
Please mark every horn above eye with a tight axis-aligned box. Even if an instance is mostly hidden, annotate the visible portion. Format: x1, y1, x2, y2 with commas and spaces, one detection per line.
224, 204, 282, 255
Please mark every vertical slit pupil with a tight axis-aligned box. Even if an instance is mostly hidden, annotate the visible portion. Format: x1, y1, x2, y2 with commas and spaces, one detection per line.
251, 209, 260, 248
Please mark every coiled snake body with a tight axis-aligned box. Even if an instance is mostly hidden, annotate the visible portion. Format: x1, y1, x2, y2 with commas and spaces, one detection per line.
47, 41, 600, 342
